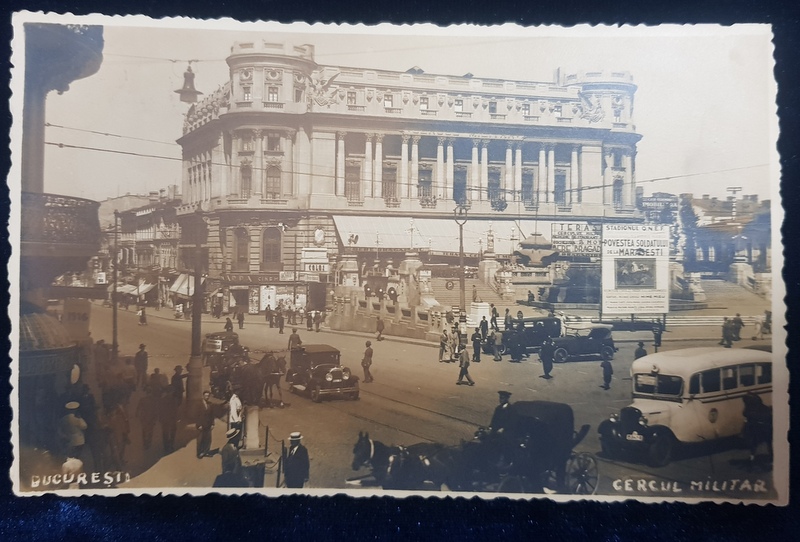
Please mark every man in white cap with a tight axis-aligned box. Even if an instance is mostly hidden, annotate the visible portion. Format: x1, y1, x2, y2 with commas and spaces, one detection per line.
283, 431, 309, 488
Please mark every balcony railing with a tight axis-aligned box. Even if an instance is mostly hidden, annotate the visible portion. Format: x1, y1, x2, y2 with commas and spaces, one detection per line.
21, 192, 100, 246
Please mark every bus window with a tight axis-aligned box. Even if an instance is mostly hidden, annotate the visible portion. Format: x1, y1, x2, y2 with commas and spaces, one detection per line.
722, 366, 738, 390
701, 369, 721, 393
657, 375, 683, 396
689, 374, 700, 395
740, 364, 756, 387
757, 363, 772, 384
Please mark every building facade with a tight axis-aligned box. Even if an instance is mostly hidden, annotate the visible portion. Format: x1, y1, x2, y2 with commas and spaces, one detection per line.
176, 40, 643, 313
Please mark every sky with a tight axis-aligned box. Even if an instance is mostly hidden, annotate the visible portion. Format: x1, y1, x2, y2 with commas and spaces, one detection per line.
15, 16, 779, 203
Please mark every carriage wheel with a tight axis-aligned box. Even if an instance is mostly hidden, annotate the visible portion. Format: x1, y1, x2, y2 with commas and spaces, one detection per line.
497, 475, 526, 493
565, 453, 599, 495
553, 348, 569, 363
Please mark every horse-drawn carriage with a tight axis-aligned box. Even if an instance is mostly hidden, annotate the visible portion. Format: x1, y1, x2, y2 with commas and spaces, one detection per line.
350, 400, 598, 494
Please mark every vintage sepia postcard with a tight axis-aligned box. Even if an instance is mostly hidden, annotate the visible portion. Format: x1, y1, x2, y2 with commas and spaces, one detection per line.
7, 12, 787, 504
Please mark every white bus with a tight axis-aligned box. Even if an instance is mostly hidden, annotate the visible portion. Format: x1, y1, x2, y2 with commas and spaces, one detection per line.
598, 347, 772, 467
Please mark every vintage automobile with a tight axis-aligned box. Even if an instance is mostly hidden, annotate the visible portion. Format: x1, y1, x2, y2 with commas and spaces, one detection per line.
202, 331, 240, 365
538, 325, 617, 363
598, 347, 772, 467
481, 317, 562, 355
286, 344, 360, 402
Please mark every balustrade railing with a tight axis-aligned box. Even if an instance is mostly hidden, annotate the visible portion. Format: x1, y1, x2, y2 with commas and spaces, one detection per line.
21, 192, 100, 246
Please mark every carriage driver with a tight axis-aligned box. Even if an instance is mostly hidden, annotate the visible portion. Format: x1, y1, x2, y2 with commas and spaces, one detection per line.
489, 391, 513, 435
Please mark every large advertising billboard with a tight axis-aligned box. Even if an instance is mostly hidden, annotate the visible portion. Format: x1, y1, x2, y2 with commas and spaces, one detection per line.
601, 224, 670, 314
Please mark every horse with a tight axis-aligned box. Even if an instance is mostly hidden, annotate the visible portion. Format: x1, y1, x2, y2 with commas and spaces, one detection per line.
259, 353, 287, 407
350, 431, 446, 490
742, 393, 773, 462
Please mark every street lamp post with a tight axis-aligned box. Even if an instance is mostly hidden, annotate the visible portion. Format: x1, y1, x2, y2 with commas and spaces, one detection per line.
186, 209, 205, 419
112, 210, 119, 361
454, 204, 468, 347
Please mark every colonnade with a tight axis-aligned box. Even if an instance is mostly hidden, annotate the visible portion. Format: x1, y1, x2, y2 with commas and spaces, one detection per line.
331, 132, 633, 207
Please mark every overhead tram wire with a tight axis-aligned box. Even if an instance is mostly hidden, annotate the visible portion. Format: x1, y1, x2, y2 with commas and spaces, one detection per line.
45, 123, 179, 146
44, 138, 769, 196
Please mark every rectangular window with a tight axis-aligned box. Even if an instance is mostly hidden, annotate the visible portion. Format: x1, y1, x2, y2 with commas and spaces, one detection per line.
722, 366, 738, 390
454, 99, 464, 112
242, 86, 252, 101
701, 369, 721, 393
384, 94, 394, 108
757, 363, 772, 384
266, 133, 281, 152
420, 96, 429, 110
267, 86, 279, 102
347, 91, 357, 105
740, 364, 756, 387
241, 135, 253, 151
553, 105, 562, 117
489, 101, 497, 114
521, 103, 530, 116
295, 87, 303, 103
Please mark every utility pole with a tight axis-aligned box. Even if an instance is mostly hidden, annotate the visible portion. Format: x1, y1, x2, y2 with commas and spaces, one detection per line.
454, 204, 468, 347
186, 208, 205, 419
112, 210, 119, 361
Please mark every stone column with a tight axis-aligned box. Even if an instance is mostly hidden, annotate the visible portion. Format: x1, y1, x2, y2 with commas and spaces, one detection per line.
505, 142, 513, 200
254, 130, 263, 198
284, 129, 295, 196
336, 131, 346, 197
436, 136, 445, 199
514, 144, 523, 200
570, 145, 579, 206
364, 134, 374, 198
401, 134, 410, 199
547, 144, 556, 203
446, 138, 455, 201
623, 151, 633, 206
603, 150, 614, 205
538, 144, 546, 204
481, 140, 489, 201
471, 140, 480, 202
374, 134, 384, 199
295, 127, 311, 197
411, 136, 420, 199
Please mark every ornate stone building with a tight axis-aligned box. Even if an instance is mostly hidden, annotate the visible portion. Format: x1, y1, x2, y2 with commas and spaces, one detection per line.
176, 40, 643, 313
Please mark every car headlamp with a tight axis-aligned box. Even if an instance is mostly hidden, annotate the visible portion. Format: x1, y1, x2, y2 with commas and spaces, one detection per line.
639, 416, 648, 426
342, 369, 350, 380
609, 413, 618, 423
325, 373, 333, 382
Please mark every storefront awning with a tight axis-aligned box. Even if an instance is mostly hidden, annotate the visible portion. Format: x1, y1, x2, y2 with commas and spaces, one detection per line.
332, 216, 558, 257
134, 283, 156, 295
168, 273, 206, 297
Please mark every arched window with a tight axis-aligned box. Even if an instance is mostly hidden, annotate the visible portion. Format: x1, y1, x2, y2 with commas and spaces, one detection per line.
241, 164, 252, 199
262, 228, 282, 271
265, 166, 281, 199
234, 228, 250, 272
613, 178, 624, 208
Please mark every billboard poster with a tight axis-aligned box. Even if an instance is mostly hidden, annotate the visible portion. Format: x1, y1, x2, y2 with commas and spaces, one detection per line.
601, 224, 670, 314
551, 223, 602, 258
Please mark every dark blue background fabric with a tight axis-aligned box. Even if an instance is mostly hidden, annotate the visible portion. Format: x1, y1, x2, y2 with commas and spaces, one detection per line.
1, 1, 798, 540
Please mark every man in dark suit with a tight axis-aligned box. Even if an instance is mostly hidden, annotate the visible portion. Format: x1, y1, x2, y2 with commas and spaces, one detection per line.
196, 391, 215, 458
283, 432, 310, 488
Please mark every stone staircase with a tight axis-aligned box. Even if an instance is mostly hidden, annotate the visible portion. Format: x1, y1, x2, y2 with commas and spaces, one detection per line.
429, 277, 518, 311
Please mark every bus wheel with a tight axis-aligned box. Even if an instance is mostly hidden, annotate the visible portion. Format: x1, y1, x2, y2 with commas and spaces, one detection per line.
647, 433, 674, 468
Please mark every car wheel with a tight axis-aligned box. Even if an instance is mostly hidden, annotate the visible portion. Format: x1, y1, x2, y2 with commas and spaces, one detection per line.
647, 433, 674, 468
600, 346, 615, 361
499, 344, 507, 355
497, 476, 525, 493
553, 348, 569, 363
310, 384, 322, 403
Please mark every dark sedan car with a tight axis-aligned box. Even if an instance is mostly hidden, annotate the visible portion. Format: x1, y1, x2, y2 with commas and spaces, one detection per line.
286, 344, 360, 402
482, 317, 562, 355
539, 326, 618, 363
